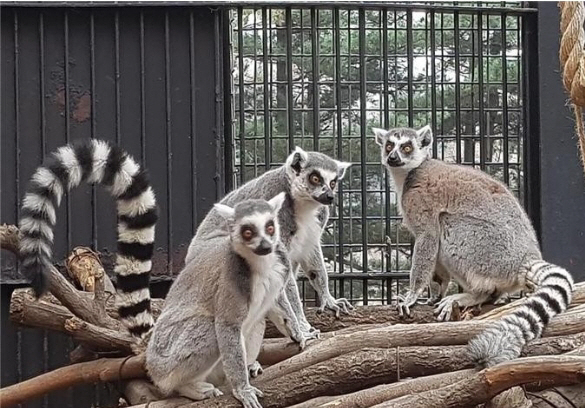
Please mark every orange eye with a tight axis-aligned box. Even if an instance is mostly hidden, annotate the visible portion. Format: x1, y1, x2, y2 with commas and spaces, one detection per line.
310, 174, 320, 185
242, 229, 253, 240
330, 180, 337, 189
385, 142, 394, 153
402, 144, 413, 154
266, 225, 275, 235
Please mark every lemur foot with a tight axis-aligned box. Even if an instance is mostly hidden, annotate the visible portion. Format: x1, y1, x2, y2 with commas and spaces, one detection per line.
233, 385, 264, 408
434, 295, 460, 321
317, 295, 353, 318
248, 361, 263, 378
178, 381, 222, 401
396, 291, 419, 318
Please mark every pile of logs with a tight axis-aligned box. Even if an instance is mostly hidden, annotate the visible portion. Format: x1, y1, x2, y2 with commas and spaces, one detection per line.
1, 223, 584, 408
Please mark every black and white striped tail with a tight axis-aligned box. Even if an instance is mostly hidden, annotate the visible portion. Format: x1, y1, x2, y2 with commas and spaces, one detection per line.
468, 260, 574, 367
18, 139, 158, 339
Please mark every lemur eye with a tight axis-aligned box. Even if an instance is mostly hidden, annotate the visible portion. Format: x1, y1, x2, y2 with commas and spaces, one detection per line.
385, 142, 394, 153
330, 180, 337, 189
242, 229, 253, 241
402, 144, 413, 154
310, 174, 320, 185
266, 225, 275, 235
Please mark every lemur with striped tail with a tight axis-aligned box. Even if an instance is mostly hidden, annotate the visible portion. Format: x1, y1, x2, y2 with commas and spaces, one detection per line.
373, 125, 575, 368
18, 139, 158, 339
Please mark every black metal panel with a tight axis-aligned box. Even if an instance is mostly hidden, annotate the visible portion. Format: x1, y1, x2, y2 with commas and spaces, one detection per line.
533, 2, 585, 280
1, 6, 225, 284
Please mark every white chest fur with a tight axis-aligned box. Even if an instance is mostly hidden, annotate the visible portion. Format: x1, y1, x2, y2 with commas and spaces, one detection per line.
288, 202, 322, 265
243, 254, 286, 333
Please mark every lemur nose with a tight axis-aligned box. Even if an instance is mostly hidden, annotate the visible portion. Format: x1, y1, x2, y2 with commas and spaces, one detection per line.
388, 153, 399, 162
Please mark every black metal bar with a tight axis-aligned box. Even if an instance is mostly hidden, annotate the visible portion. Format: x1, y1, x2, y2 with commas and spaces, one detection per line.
115, 11, 121, 144
223, 8, 234, 193
406, 9, 413, 126
311, 7, 319, 149
39, 13, 46, 156
430, 10, 438, 157
237, 7, 245, 184
501, 12, 510, 184
262, 7, 270, 170
90, 11, 97, 248
454, 11, 461, 163
140, 12, 146, 163
478, 11, 486, 170
215, 8, 224, 196
3, 1, 537, 15
286, 7, 294, 152
358, 8, 368, 303
64, 10, 71, 249
333, 7, 345, 281
164, 11, 173, 272
190, 11, 199, 228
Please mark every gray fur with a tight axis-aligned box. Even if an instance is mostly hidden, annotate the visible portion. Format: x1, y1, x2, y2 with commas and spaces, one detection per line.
374, 126, 575, 368
186, 146, 354, 334
146, 194, 291, 407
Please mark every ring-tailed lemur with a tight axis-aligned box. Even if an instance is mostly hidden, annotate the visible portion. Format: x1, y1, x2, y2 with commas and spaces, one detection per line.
146, 193, 290, 408
18, 139, 158, 339
185, 147, 353, 340
374, 125, 575, 368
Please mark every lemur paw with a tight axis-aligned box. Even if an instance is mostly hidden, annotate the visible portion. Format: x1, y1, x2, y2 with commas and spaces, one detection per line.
205, 388, 223, 398
318, 295, 353, 318
248, 361, 263, 378
434, 296, 457, 321
396, 291, 418, 318
233, 385, 264, 408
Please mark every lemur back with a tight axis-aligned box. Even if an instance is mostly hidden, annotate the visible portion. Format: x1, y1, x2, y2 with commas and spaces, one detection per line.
18, 139, 158, 339
374, 126, 575, 368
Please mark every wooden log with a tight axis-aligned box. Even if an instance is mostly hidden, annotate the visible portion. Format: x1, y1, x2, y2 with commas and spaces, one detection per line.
258, 307, 585, 384
371, 355, 585, 408
185, 333, 585, 408
0, 355, 146, 408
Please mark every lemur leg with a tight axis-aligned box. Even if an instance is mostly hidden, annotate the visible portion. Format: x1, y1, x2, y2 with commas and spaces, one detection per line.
284, 265, 316, 334
300, 244, 353, 317
397, 232, 439, 317
434, 292, 492, 322
426, 263, 451, 306
246, 320, 265, 378
176, 380, 223, 400
215, 320, 264, 408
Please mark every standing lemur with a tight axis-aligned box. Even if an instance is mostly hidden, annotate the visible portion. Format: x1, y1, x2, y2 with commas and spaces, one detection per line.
18, 139, 158, 339
146, 194, 290, 408
374, 125, 575, 367
185, 147, 353, 339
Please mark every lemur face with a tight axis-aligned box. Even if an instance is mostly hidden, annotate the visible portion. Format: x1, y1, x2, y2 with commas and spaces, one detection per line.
285, 147, 352, 205
373, 125, 433, 171
214, 193, 285, 257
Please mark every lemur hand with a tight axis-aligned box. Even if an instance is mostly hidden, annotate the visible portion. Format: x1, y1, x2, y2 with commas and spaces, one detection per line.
396, 291, 419, 318
233, 385, 264, 408
318, 294, 354, 318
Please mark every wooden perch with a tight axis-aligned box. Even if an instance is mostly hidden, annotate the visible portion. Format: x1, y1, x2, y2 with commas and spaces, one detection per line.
372, 355, 585, 408
0, 355, 146, 408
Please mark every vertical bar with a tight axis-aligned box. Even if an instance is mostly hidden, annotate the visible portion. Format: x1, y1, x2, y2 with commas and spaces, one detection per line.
430, 11, 438, 157
382, 8, 391, 302
64, 10, 72, 249
115, 11, 121, 144
501, 13, 510, 184
262, 7, 270, 170
140, 12, 146, 163
311, 7, 319, 149
223, 8, 234, 193
164, 11, 173, 272
190, 11, 198, 228
334, 7, 345, 284
90, 12, 97, 248
237, 8, 245, 184
454, 11, 462, 163
214, 9, 223, 196
406, 10, 414, 126
359, 8, 368, 304
478, 12, 486, 170
286, 7, 294, 152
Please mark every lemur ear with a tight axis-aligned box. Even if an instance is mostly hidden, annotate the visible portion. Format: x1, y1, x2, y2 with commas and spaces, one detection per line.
286, 146, 309, 176
335, 160, 352, 179
268, 192, 286, 214
416, 125, 433, 148
372, 128, 388, 146
214, 203, 235, 220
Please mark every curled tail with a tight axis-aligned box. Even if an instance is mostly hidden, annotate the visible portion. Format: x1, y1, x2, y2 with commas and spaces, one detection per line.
18, 139, 158, 339
468, 260, 574, 367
